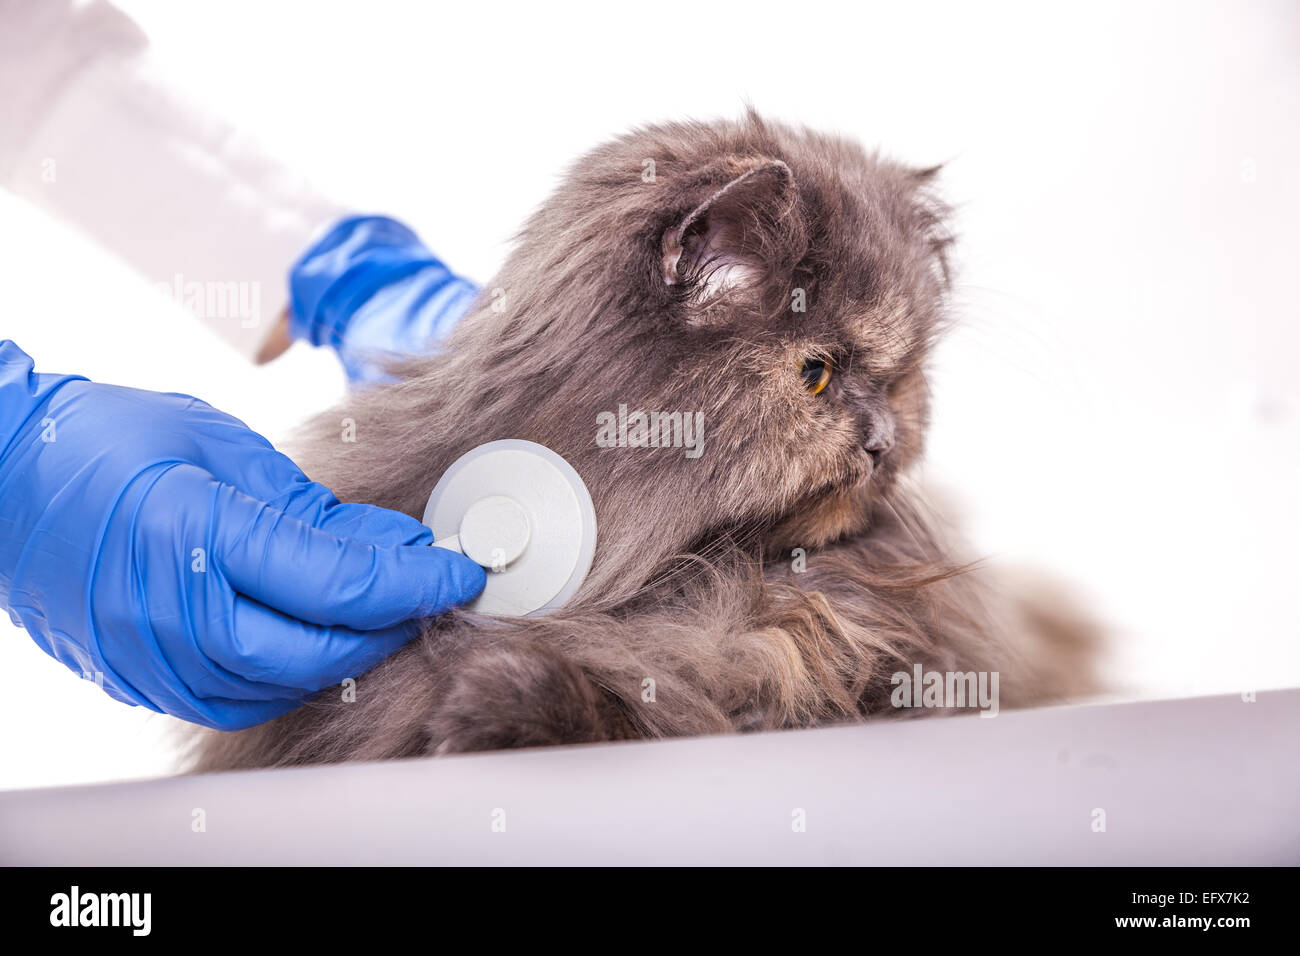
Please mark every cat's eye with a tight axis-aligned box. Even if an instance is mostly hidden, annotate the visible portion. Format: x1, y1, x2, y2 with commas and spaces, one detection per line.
800, 357, 833, 395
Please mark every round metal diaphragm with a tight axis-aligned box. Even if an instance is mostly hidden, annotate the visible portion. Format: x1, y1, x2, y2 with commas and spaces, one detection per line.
422, 439, 597, 616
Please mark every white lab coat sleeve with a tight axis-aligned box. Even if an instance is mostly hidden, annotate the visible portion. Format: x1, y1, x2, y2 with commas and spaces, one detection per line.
0, 0, 347, 361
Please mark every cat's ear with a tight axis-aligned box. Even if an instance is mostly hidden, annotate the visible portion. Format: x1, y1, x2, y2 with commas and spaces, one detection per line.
907, 162, 955, 289
661, 159, 797, 299
910, 163, 944, 184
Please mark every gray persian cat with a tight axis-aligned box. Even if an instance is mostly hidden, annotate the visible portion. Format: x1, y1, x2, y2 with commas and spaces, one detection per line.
193, 111, 1096, 771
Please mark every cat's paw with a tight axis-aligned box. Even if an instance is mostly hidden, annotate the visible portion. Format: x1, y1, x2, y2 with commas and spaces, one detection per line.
427, 642, 636, 755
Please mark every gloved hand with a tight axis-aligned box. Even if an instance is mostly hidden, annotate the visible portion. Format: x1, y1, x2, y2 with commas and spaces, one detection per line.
0, 340, 485, 730
289, 215, 481, 384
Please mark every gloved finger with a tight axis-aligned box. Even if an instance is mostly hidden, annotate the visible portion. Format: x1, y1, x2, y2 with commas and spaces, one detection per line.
156, 619, 328, 704
94, 615, 311, 727
196, 593, 422, 692
207, 478, 485, 629
190, 423, 434, 547
273, 483, 433, 547
92, 484, 320, 709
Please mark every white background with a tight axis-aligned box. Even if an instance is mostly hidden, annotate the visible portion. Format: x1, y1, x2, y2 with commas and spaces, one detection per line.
1, 0, 1296, 790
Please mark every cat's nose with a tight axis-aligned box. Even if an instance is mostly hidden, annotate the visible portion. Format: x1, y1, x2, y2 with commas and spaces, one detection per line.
862, 405, 896, 458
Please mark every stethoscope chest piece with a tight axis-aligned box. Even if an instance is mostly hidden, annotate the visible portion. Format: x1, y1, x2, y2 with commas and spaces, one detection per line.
423, 439, 597, 616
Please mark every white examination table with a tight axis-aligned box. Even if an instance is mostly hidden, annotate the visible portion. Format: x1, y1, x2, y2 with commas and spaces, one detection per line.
1, 690, 1295, 865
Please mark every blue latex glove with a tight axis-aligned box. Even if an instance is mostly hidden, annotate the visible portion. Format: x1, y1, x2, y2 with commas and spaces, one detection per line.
0, 340, 486, 730
289, 215, 481, 384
